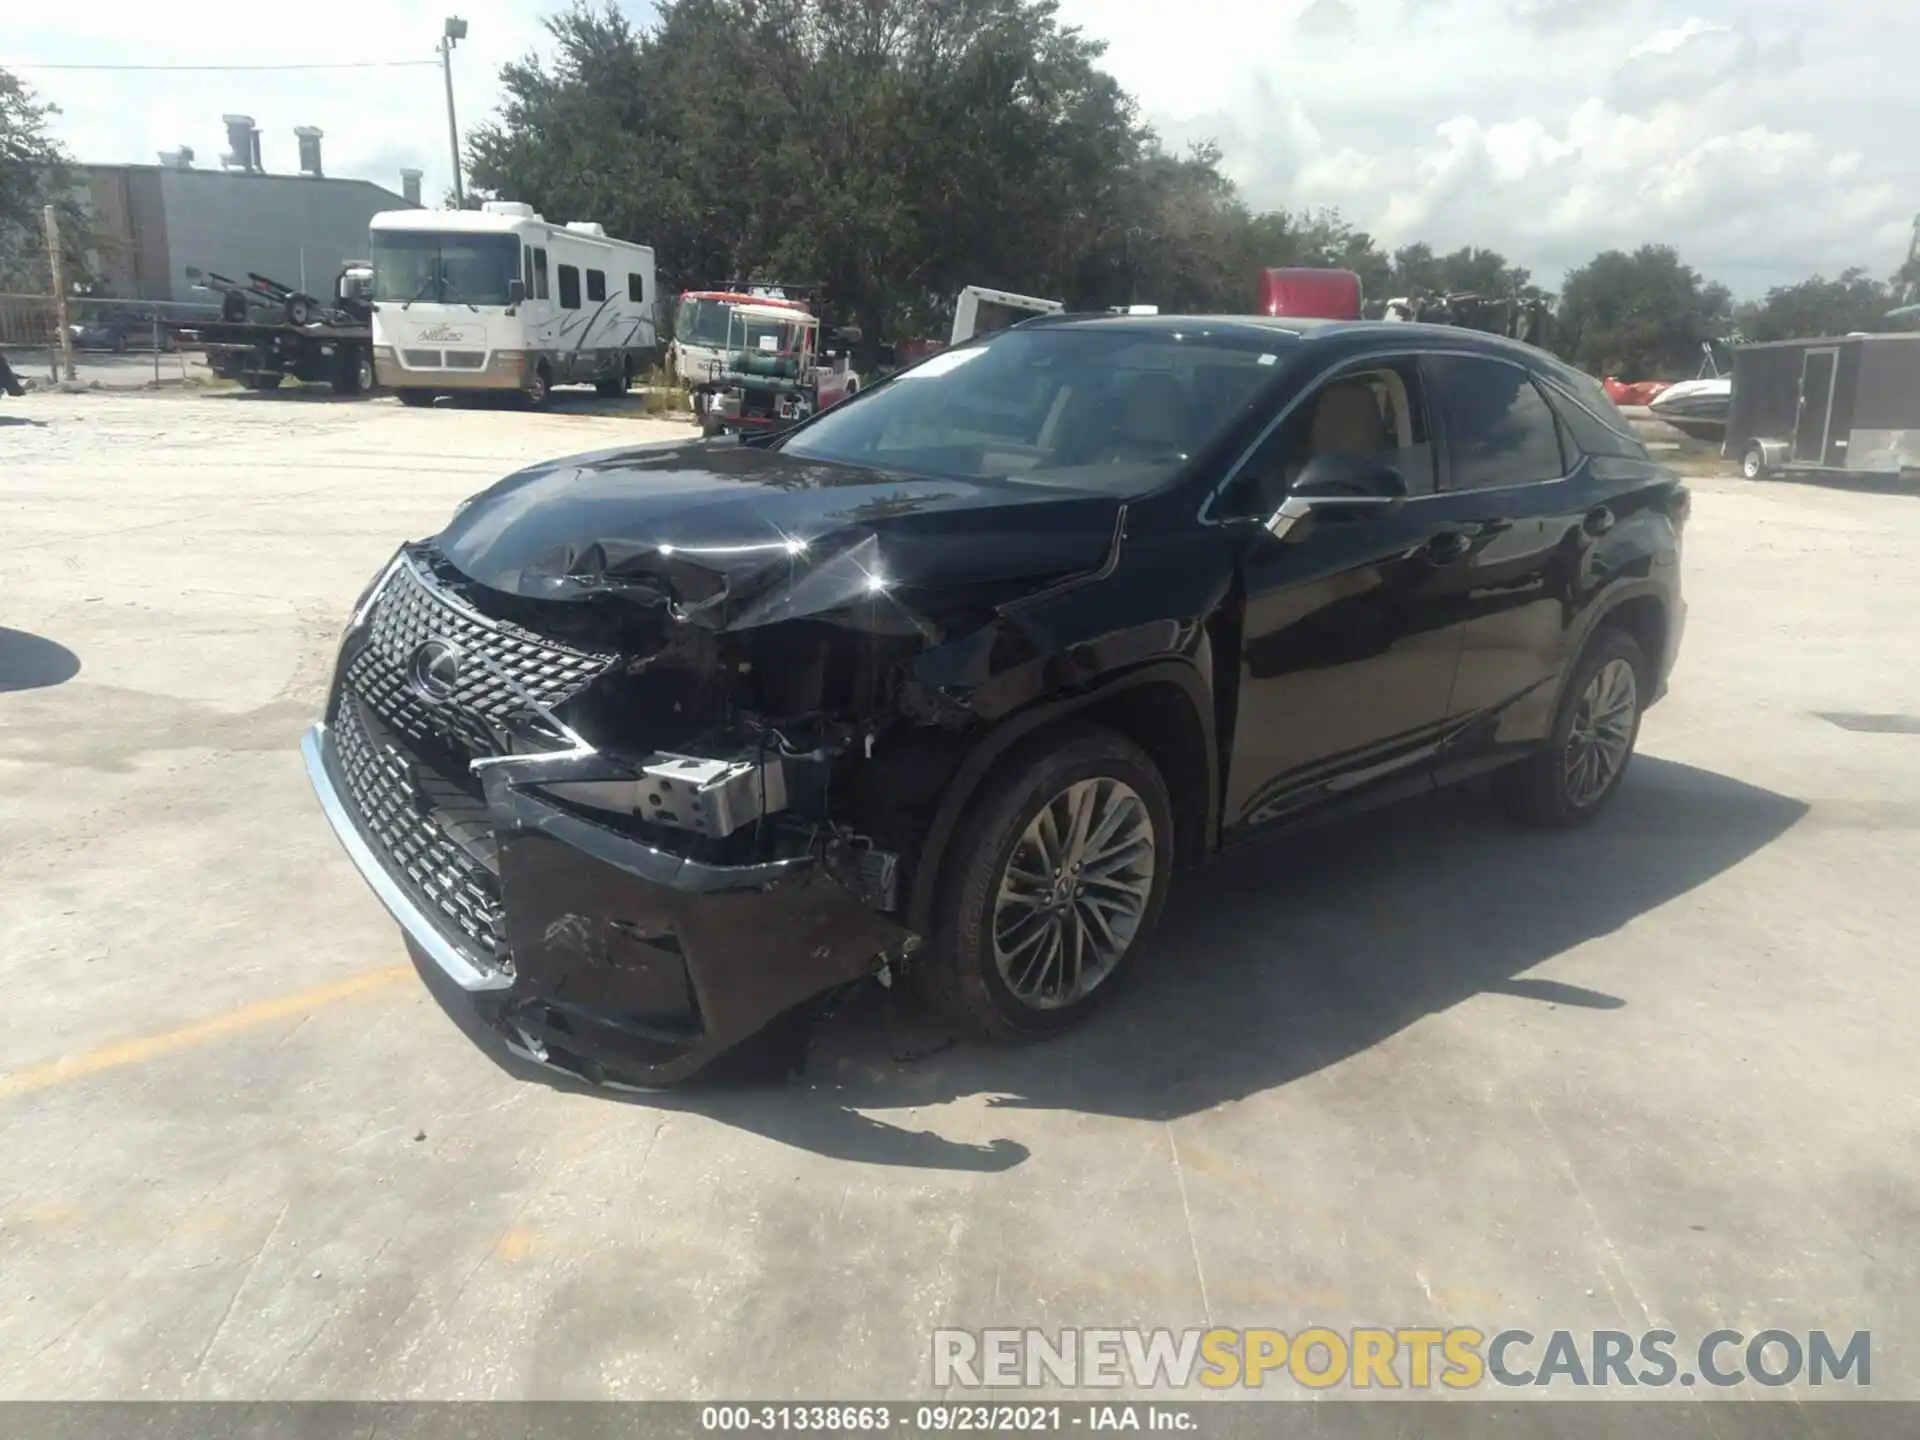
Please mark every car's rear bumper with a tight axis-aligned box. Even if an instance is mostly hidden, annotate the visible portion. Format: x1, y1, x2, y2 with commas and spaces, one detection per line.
302, 721, 909, 1086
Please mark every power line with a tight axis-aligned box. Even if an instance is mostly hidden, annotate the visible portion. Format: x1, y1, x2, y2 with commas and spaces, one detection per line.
8, 59, 439, 72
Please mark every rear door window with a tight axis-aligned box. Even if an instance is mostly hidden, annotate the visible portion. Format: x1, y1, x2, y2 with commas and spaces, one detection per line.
1426, 354, 1568, 491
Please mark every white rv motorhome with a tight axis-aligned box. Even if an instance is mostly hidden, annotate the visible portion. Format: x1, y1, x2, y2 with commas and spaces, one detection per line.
368, 202, 660, 407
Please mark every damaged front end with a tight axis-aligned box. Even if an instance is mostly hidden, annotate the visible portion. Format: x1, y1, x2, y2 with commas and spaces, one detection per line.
303, 444, 1128, 1085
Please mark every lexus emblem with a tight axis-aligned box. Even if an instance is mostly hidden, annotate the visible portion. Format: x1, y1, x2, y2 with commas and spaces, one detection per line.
407, 638, 464, 704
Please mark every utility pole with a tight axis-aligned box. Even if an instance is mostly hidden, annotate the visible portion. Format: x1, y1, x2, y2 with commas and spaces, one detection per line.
441, 17, 469, 207
43, 205, 75, 384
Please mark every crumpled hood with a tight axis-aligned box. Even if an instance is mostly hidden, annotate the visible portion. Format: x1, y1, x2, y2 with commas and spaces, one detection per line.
435, 439, 1124, 630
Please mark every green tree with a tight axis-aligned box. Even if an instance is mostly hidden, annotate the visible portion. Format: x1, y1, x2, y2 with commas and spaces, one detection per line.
0, 67, 90, 292
469, 0, 1166, 351
1739, 269, 1895, 342
1555, 245, 1731, 378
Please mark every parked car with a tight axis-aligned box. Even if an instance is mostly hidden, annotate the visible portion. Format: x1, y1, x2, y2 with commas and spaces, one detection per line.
70, 306, 171, 353
303, 314, 1688, 1087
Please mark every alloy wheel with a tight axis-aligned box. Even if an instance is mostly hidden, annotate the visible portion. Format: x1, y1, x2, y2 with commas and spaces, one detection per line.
1564, 658, 1638, 808
991, 777, 1156, 1010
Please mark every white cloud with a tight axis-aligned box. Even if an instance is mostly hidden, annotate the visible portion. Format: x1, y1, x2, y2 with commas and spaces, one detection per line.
1628, 17, 1729, 59
1061, 0, 1919, 294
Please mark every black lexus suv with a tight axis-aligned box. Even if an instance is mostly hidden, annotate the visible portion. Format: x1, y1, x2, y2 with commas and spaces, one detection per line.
305, 315, 1687, 1086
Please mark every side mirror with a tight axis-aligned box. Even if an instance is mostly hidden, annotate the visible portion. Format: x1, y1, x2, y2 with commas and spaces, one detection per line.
507, 278, 526, 305
1291, 451, 1408, 500
1263, 453, 1407, 540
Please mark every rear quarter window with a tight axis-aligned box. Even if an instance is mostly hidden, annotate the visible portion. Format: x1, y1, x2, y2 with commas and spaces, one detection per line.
1536, 364, 1651, 459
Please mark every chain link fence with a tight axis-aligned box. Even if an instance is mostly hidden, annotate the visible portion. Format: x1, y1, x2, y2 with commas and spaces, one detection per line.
1, 293, 224, 389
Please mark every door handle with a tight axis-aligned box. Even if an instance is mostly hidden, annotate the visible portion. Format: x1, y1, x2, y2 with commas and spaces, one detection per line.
1583, 506, 1615, 537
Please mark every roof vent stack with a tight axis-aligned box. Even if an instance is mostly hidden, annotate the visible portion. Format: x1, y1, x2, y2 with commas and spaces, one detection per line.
220, 115, 261, 173
294, 126, 324, 178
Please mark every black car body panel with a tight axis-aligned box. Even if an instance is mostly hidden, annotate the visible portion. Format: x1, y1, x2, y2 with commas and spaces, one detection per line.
304, 317, 1686, 1084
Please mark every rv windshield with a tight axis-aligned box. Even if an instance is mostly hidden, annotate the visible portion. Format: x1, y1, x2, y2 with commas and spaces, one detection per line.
779, 325, 1298, 495
371, 232, 519, 307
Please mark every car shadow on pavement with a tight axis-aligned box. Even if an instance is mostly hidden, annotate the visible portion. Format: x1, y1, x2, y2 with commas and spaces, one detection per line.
0, 628, 81, 692
210, 388, 377, 404
420, 755, 1806, 1171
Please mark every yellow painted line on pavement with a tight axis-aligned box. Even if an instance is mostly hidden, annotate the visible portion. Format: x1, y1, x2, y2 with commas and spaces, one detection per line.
0, 964, 412, 1101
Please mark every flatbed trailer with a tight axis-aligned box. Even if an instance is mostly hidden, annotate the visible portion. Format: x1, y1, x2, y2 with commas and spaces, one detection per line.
171, 317, 375, 394
170, 262, 377, 395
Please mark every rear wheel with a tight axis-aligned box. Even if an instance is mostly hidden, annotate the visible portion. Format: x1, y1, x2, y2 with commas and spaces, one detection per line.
1495, 628, 1646, 828
917, 726, 1174, 1041
1741, 442, 1768, 479
594, 362, 630, 398
396, 388, 436, 408
241, 373, 283, 391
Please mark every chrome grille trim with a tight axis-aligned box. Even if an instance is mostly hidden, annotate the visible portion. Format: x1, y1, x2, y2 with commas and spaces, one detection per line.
332, 697, 510, 969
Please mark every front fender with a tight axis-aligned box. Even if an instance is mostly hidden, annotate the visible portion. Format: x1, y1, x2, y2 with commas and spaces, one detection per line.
902, 653, 1218, 936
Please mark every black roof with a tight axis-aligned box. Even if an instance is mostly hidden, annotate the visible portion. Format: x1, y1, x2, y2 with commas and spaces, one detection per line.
1021, 311, 1553, 362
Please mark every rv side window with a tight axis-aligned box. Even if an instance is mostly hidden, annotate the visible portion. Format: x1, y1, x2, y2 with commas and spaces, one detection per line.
558, 264, 581, 310
628, 273, 645, 303
533, 248, 549, 301
586, 269, 606, 303
522, 247, 534, 297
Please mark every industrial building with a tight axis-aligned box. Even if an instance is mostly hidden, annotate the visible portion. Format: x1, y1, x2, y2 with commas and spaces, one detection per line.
75, 117, 421, 303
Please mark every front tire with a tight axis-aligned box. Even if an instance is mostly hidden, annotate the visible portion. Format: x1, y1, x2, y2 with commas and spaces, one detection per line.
334, 350, 374, 396
1741, 442, 1768, 479
1495, 628, 1646, 828
919, 725, 1174, 1041
524, 366, 553, 410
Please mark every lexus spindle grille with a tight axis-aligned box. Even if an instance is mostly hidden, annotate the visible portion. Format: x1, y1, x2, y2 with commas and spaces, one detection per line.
344, 552, 616, 760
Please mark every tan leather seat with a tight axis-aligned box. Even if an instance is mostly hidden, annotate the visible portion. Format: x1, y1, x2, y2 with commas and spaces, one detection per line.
1309, 380, 1389, 457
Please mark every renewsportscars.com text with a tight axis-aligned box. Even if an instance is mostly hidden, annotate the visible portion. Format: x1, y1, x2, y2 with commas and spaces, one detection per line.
932, 1327, 1871, 1391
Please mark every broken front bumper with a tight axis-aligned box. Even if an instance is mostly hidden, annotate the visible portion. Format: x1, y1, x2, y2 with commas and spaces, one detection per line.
302, 720, 909, 1086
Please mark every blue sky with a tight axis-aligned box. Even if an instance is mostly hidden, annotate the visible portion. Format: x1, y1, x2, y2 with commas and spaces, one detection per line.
11, 0, 1916, 295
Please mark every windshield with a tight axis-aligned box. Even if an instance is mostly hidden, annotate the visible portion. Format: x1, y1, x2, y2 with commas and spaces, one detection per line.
678, 296, 800, 350
779, 325, 1297, 493
371, 231, 519, 307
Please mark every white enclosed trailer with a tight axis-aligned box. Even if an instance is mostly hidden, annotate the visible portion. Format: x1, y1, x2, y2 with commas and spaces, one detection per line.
369, 202, 660, 407
950, 285, 1063, 345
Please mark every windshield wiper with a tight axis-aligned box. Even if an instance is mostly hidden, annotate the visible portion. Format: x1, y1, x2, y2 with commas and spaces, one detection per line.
440, 275, 480, 314
400, 275, 437, 311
